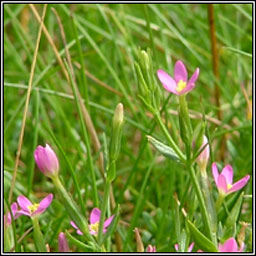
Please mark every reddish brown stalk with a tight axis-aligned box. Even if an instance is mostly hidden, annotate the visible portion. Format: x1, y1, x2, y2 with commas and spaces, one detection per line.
208, 4, 226, 161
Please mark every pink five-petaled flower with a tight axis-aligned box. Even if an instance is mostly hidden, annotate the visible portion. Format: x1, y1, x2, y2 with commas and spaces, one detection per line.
70, 208, 114, 236
157, 60, 200, 95
175, 242, 194, 252
34, 144, 59, 178
146, 244, 156, 252
4, 202, 20, 226
212, 163, 250, 195
58, 232, 69, 252
17, 194, 53, 218
218, 238, 244, 252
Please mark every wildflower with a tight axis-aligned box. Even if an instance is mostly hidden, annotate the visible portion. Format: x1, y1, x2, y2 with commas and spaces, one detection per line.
146, 244, 156, 252
17, 194, 53, 218
218, 238, 244, 252
34, 144, 59, 177
196, 135, 210, 171
175, 242, 194, 252
4, 202, 19, 226
58, 232, 69, 252
157, 60, 199, 95
70, 208, 114, 236
212, 163, 250, 195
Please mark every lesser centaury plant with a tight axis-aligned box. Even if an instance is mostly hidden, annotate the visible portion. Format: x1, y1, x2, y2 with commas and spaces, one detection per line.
135, 49, 217, 248
17, 194, 53, 252
34, 144, 100, 251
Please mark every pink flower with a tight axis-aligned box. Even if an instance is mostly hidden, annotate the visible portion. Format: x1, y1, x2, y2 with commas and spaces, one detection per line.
175, 242, 194, 252
212, 163, 250, 195
70, 208, 114, 236
218, 238, 244, 252
146, 244, 156, 252
4, 202, 20, 226
58, 232, 69, 252
34, 144, 59, 177
196, 135, 210, 171
157, 60, 199, 95
17, 194, 53, 218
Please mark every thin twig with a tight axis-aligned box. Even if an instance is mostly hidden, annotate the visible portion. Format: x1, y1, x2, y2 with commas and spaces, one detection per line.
8, 4, 47, 203
10, 227, 33, 252
208, 4, 226, 160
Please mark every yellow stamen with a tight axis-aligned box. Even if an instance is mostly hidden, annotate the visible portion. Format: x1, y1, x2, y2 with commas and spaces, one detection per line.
89, 221, 99, 235
28, 203, 39, 214
176, 80, 187, 92
227, 184, 232, 190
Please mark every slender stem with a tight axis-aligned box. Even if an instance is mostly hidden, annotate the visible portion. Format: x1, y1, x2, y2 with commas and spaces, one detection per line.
188, 165, 214, 242
98, 180, 111, 245
215, 193, 225, 211
51, 176, 94, 244
155, 112, 185, 162
31, 217, 47, 252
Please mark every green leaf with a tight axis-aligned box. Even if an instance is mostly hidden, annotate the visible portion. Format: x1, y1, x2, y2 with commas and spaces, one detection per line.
222, 192, 244, 241
187, 219, 218, 252
147, 135, 180, 162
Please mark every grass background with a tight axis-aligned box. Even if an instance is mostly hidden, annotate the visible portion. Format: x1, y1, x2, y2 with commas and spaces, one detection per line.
4, 3, 252, 252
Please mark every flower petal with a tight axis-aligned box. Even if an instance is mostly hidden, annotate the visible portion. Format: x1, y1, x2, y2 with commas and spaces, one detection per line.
221, 165, 233, 185
188, 242, 195, 252
218, 238, 238, 252
45, 144, 59, 172
17, 195, 32, 213
227, 175, 250, 194
174, 244, 179, 251
157, 69, 178, 94
174, 60, 188, 83
212, 163, 219, 187
17, 210, 31, 216
179, 82, 195, 95
33, 194, 53, 216
90, 208, 101, 224
103, 215, 114, 229
217, 174, 228, 193
188, 67, 199, 85
70, 221, 78, 229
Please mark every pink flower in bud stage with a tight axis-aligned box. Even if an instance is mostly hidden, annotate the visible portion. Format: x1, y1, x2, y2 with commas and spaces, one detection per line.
196, 135, 210, 171
34, 144, 59, 177
157, 60, 199, 95
58, 232, 69, 252
146, 244, 156, 252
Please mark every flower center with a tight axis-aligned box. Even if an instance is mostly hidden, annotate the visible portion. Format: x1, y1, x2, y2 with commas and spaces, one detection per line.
176, 80, 187, 92
89, 221, 99, 235
227, 183, 232, 190
28, 203, 39, 214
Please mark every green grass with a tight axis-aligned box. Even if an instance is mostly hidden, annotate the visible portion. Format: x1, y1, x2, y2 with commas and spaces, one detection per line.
4, 3, 252, 253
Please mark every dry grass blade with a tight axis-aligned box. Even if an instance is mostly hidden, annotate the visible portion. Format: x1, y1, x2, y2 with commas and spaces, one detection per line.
8, 4, 47, 203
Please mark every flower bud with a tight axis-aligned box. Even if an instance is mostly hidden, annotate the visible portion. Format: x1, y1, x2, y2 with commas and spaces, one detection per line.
34, 144, 59, 178
196, 135, 209, 172
58, 232, 69, 252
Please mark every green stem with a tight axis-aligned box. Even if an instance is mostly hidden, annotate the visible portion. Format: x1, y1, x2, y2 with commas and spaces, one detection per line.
98, 180, 111, 245
31, 217, 47, 252
200, 172, 217, 246
155, 112, 185, 162
188, 165, 214, 242
51, 175, 94, 244
215, 193, 225, 211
